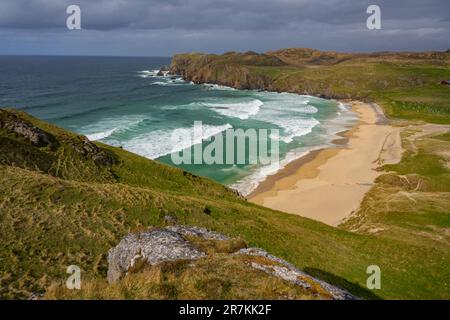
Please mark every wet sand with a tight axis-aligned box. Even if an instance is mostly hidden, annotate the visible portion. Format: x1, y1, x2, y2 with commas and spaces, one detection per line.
249, 101, 403, 226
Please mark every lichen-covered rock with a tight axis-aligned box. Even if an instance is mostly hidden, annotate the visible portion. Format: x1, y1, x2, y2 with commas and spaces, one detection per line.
167, 225, 230, 241
0, 110, 53, 147
235, 248, 357, 300
70, 136, 116, 166
107, 228, 205, 283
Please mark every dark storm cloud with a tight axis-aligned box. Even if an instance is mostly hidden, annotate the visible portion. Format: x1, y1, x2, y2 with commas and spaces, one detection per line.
0, 0, 448, 31
0, 0, 449, 55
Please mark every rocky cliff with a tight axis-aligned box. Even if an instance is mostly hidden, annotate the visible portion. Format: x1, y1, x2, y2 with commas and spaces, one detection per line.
170, 51, 281, 90
170, 48, 450, 104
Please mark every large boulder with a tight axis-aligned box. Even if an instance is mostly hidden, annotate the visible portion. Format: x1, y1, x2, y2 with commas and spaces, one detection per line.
235, 248, 357, 300
107, 228, 205, 283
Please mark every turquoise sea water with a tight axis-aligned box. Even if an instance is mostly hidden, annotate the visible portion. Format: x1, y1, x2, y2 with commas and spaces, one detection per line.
0, 56, 357, 195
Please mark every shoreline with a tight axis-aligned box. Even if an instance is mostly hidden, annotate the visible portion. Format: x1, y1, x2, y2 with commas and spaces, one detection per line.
246, 128, 352, 198
248, 101, 403, 227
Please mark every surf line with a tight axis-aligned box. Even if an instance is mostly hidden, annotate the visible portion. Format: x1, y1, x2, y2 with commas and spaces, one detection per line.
170, 121, 280, 166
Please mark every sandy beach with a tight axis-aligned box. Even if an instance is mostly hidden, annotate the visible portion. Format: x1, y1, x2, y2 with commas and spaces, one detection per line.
249, 101, 403, 226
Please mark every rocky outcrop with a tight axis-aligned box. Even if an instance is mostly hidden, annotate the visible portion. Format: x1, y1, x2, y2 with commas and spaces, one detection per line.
107, 228, 206, 283
70, 136, 116, 166
107, 225, 232, 284
169, 52, 282, 91
0, 110, 54, 147
156, 66, 170, 76
107, 224, 357, 300
0, 109, 116, 167
235, 248, 357, 300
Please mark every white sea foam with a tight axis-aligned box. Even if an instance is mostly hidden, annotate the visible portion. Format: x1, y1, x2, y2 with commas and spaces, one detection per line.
255, 108, 320, 143
123, 123, 232, 159
86, 128, 117, 141
203, 83, 237, 91
81, 115, 147, 141
137, 69, 170, 78
230, 146, 325, 196
137, 70, 160, 78
338, 102, 349, 111
297, 105, 319, 114
241, 92, 321, 143
151, 77, 187, 86
275, 117, 320, 143
220, 165, 238, 172
202, 99, 263, 120
321, 102, 358, 138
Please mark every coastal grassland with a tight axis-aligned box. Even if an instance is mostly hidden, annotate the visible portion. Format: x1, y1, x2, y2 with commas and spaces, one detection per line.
1, 110, 449, 300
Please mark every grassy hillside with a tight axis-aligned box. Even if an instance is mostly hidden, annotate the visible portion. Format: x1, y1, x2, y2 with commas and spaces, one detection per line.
1, 109, 449, 299
170, 48, 450, 124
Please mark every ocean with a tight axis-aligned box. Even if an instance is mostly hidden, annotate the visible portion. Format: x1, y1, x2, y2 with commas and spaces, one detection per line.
0, 55, 357, 195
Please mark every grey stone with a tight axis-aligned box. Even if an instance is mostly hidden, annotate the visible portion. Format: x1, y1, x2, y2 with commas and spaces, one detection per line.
107, 228, 205, 283
0, 110, 53, 147
70, 136, 116, 166
235, 247, 357, 300
167, 225, 230, 240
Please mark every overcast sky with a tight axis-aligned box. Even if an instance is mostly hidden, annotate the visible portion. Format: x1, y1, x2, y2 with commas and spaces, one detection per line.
0, 0, 449, 56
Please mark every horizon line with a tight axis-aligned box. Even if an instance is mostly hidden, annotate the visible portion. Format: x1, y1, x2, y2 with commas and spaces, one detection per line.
0, 53, 172, 58
1, 47, 449, 58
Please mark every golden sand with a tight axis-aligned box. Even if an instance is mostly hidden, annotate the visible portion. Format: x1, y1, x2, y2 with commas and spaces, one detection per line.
249, 101, 403, 226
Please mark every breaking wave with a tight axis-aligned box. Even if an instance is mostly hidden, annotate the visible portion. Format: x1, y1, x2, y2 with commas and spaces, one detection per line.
202, 99, 263, 120
122, 123, 233, 159
86, 128, 118, 141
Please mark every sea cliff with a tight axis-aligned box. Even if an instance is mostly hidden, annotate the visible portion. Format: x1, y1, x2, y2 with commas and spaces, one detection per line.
170, 48, 450, 123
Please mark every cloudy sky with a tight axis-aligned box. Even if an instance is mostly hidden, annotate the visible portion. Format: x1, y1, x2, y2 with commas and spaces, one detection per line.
0, 0, 449, 56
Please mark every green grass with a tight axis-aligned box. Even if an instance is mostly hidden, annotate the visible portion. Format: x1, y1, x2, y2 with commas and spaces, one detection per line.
1, 109, 449, 299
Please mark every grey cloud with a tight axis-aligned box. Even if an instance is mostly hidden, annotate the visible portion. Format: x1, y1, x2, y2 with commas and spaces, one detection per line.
0, 0, 449, 31
0, 0, 449, 55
